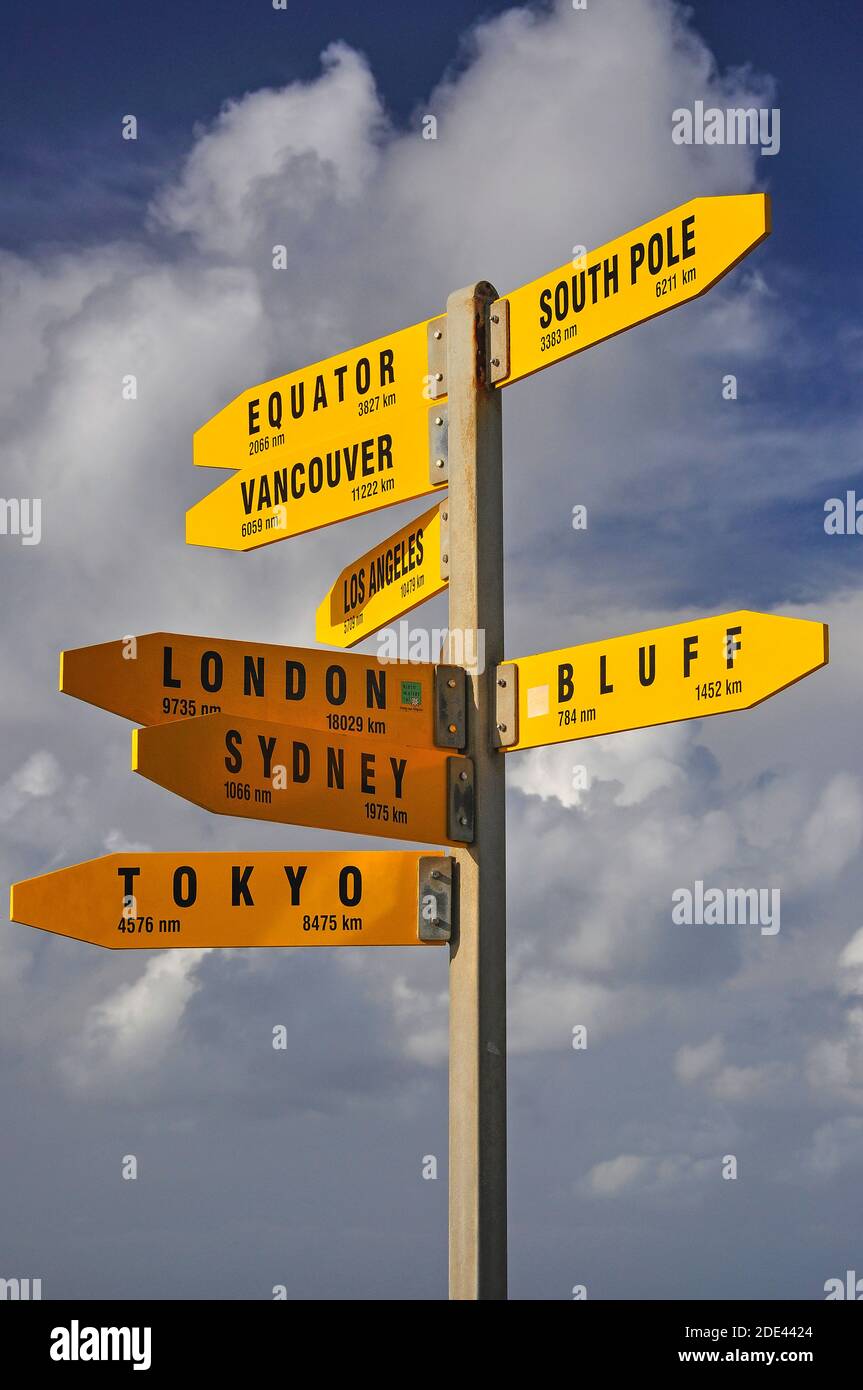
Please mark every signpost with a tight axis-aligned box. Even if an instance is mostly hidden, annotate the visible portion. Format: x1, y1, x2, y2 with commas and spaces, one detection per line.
494, 611, 829, 751
132, 714, 474, 845
316, 502, 448, 648
10, 852, 453, 949
11, 187, 819, 1304
60, 632, 466, 750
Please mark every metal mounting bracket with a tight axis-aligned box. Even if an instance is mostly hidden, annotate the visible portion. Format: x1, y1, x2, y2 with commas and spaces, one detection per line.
427, 316, 447, 399
434, 663, 465, 748
492, 663, 518, 748
446, 757, 475, 842
439, 500, 450, 581
488, 298, 510, 385
428, 403, 448, 485
417, 855, 455, 943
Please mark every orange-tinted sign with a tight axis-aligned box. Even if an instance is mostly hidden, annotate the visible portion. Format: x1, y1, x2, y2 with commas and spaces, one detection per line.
10, 852, 449, 949
60, 633, 455, 748
132, 714, 473, 845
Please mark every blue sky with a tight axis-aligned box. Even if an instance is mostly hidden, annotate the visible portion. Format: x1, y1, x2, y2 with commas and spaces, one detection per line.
2, 0, 860, 298
1, 0, 862, 1301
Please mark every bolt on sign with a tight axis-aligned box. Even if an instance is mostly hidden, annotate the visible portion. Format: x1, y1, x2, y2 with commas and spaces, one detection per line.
9, 852, 454, 949
494, 611, 828, 751
316, 502, 448, 649
132, 714, 475, 845
59, 633, 465, 750
488, 193, 770, 387
187, 317, 448, 550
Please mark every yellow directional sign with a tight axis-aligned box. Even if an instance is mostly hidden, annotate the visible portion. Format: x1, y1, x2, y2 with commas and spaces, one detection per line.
132, 715, 474, 845
316, 502, 447, 649
491, 194, 770, 388
496, 611, 828, 752
60, 633, 465, 750
10, 851, 453, 949
194, 319, 441, 469
187, 318, 447, 548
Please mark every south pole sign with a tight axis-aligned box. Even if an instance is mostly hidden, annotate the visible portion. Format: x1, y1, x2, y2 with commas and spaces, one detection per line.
9, 188, 824, 1303
488, 193, 770, 387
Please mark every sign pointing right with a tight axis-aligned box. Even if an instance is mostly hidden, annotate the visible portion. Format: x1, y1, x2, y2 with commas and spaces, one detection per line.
490, 193, 770, 387
495, 611, 828, 751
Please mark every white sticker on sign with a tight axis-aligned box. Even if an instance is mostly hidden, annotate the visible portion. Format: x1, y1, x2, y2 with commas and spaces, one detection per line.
527, 685, 550, 719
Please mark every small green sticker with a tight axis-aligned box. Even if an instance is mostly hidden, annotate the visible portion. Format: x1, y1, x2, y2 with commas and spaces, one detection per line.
400, 680, 422, 709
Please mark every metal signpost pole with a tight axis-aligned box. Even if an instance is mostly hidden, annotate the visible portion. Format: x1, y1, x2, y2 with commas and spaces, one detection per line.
445, 282, 507, 1300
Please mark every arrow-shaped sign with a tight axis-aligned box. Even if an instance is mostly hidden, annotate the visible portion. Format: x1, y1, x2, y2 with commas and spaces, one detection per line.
132, 714, 475, 845
10, 852, 453, 949
489, 193, 770, 387
316, 502, 448, 649
185, 194, 768, 550
187, 318, 447, 549
60, 633, 465, 750
495, 611, 828, 751
193, 318, 444, 470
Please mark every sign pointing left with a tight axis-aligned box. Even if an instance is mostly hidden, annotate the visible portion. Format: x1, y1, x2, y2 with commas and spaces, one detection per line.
10, 852, 453, 949
316, 501, 448, 649
60, 633, 466, 750
193, 317, 443, 472
187, 317, 447, 549
132, 714, 474, 845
